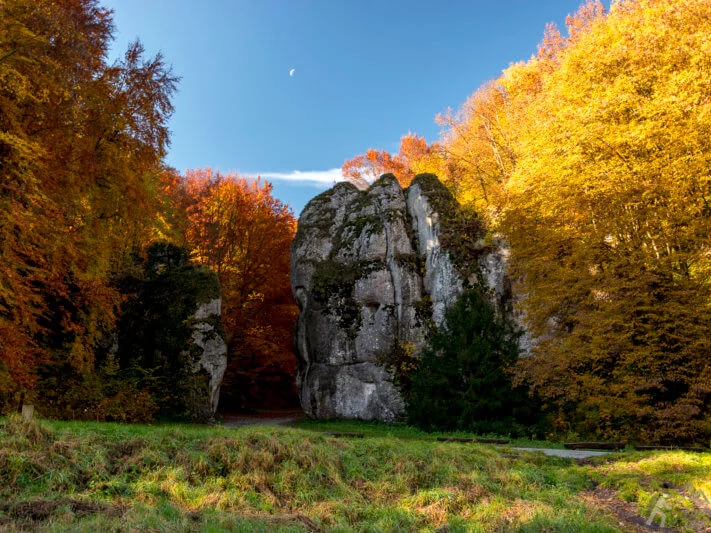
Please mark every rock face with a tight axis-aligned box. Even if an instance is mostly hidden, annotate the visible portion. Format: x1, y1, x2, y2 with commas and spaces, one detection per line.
291, 173, 513, 421
189, 297, 228, 416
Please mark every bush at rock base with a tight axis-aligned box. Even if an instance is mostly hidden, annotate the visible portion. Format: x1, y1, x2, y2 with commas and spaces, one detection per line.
406, 288, 544, 436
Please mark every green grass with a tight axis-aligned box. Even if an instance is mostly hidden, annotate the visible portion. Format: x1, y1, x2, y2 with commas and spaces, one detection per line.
291, 418, 563, 448
1, 416, 709, 532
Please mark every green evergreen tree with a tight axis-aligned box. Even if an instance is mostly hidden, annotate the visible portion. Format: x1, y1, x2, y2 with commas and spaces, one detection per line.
116, 242, 222, 420
407, 288, 539, 434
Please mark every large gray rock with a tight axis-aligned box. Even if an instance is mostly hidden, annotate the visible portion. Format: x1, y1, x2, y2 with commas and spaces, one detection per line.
189, 297, 228, 415
291, 173, 516, 421
407, 180, 464, 327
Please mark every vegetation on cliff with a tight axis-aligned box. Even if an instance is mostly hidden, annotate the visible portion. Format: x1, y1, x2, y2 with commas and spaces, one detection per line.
408, 173, 486, 283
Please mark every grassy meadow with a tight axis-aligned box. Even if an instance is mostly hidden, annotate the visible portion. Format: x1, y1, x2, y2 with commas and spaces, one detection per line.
0, 415, 709, 532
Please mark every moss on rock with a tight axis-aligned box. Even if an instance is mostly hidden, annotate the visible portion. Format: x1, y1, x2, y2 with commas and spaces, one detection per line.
311, 259, 385, 337
408, 173, 487, 284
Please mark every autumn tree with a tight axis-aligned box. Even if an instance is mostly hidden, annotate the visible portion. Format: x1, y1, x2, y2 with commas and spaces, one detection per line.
434, 0, 711, 442
436, 82, 517, 215
0, 0, 176, 410
342, 134, 441, 189
437, 1, 607, 217
439, 0, 710, 442
165, 169, 299, 410
503, 0, 711, 443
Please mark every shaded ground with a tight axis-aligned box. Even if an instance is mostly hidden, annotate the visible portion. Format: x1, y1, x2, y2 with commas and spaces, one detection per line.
220, 409, 305, 428
223, 415, 612, 459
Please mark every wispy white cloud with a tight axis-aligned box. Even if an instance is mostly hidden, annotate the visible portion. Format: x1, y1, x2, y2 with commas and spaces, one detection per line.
258, 168, 346, 187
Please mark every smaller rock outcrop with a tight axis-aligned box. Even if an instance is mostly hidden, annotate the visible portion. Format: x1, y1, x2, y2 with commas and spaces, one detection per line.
114, 242, 229, 420
189, 297, 228, 416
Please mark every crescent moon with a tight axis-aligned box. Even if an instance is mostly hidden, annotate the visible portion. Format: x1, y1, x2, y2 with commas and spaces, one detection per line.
289, 68, 295, 77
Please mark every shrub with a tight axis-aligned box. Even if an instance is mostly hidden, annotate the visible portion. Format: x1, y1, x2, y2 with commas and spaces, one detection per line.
406, 288, 542, 435
115, 242, 222, 421
33, 242, 221, 422
35, 356, 157, 422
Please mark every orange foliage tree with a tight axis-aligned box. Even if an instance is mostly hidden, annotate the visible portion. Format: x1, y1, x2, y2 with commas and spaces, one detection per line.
165, 169, 299, 410
0, 0, 176, 409
342, 134, 440, 188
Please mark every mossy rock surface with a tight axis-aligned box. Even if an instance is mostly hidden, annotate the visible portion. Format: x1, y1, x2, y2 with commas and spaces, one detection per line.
408, 173, 487, 283
291, 173, 510, 422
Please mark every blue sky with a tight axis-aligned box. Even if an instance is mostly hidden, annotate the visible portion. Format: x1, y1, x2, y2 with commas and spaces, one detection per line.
103, 0, 602, 214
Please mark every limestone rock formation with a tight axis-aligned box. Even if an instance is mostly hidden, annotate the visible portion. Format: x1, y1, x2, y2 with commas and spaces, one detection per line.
291, 173, 513, 421
189, 297, 228, 416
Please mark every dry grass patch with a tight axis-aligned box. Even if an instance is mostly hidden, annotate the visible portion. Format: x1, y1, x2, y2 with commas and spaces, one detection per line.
1, 416, 709, 531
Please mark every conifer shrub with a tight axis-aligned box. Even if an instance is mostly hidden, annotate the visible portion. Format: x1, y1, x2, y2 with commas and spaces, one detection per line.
406, 288, 542, 436
115, 242, 222, 421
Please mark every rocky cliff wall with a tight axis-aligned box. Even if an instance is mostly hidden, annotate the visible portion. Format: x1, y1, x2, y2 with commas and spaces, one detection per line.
189, 297, 228, 417
291, 174, 518, 421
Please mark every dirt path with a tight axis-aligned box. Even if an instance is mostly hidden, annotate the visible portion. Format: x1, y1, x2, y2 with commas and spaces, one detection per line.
512, 447, 611, 459
220, 411, 305, 429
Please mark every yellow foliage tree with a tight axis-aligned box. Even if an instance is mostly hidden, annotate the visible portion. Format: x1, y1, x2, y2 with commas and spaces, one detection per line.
441, 0, 711, 442
507, 0, 711, 442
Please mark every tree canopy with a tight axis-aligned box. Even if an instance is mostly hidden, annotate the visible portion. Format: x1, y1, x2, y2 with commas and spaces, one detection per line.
0, 0, 176, 405
0, 1, 297, 417
437, 0, 711, 442
161, 168, 299, 411
342, 134, 442, 189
